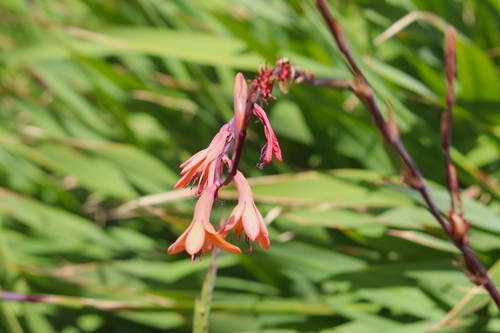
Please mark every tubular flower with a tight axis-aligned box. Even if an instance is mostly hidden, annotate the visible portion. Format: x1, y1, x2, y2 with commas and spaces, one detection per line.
219, 171, 270, 250
174, 124, 231, 194
168, 184, 241, 260
253, 104, 282, 168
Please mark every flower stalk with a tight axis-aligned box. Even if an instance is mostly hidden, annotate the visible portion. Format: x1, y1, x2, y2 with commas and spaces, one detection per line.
171, 67, 292, 333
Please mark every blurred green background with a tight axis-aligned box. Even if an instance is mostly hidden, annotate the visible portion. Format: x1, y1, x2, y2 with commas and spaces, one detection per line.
1, 0, 500, 332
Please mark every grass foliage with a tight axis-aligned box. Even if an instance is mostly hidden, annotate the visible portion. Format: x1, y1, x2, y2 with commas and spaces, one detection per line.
1, 0, 500, 332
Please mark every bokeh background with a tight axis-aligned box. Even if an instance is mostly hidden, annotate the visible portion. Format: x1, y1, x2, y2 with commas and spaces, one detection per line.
1, 0, 500, 332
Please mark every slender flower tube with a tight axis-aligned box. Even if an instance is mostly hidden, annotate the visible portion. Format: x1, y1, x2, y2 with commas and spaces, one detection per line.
253, 104, 282, 168
168, 184, 242, 260
174, 124, 232, 194
219, 171, 270, 250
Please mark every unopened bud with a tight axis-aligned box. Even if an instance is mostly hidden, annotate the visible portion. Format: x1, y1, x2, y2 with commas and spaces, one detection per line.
400, 165, 423, 190
448, 164, 459, 195
444, 26, 456, 85
353, 74, 373, 100
448, 211, 470, 243
233, 73, 248, 137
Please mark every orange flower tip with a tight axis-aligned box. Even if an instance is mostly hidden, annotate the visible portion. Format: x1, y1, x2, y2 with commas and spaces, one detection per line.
207, 233, 242, 254
224, 246, 242, 254
167, 245, 183, 255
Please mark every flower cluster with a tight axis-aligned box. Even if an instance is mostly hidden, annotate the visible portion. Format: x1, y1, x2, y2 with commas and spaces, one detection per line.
168, 64, 294, 261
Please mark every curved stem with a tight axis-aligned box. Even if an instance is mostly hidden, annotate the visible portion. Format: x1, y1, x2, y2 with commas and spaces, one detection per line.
316, 0, 500, 310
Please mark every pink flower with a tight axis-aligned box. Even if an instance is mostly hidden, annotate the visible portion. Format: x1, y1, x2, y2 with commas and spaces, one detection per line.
253, 104, 282, 168
174, 124, 231, 194
219, 171, 270, 250
168, 184, 241, 260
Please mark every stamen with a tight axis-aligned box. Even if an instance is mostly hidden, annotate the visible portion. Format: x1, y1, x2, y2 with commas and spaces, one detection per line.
244, 235, 254, 255
187, 175, 199, 190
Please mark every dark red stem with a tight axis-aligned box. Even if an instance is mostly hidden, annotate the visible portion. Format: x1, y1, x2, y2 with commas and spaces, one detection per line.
316, 0, 500, 310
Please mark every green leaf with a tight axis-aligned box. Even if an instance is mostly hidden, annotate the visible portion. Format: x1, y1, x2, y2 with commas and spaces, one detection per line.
116, 311, 184, 330
23, 303, 56, 333
112, 255, 239, 284
225, 172, 412, 207
10, 28, 262, 70
31, 62, 111, 134
88, 144, 178, 192
378, 205, 439, 229
456, 39, 500, 101
365, 57, 437, 99
357, 287, 446, 319
34, 144, 138, 199
0, 188, 118, 253
284, 208, 379, 229
386, 229, 460, 253
107, 227, 156, 252
270, 100, 314, 145
264, 241, 366, 282
392, 183, 500, 233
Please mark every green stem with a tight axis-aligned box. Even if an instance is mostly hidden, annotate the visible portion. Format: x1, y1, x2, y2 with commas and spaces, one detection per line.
0, 219, 24, 333
193, 248, 220, 333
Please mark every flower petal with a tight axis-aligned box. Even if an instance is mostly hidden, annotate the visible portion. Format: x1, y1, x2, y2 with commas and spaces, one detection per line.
185, 221, 205, 255
206, 232, 242, 254
176, 124, 232, 193
242, 203, 261, 240
221, 203, 244, 234
167, 223, 193, 254
174, 167, 198, 188
256, 212, 270, 250
202, 219, 217, 233
255, 231, 270, 250
179, 149, 206, 171
234, 219, 244, 241
167, 236, 187, 254
253, 104, 282, 165
202, 236, 213, 254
